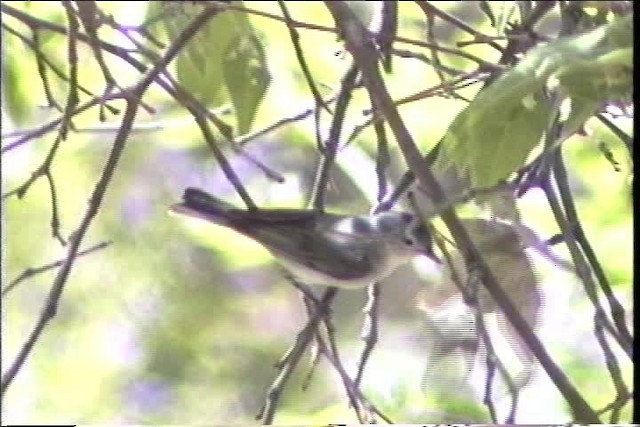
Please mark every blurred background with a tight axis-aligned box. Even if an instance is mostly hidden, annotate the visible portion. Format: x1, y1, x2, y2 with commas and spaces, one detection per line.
2, 1, 633, 424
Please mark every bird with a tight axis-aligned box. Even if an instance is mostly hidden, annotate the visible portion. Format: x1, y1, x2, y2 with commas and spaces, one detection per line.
170, 187, 437, 289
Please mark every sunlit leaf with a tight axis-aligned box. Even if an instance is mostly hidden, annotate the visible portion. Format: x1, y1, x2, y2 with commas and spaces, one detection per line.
142, 1, 170, 57
435, 15, 632, 188
2, 35, 32, 125
556, 47, 632, 103
148, 1, 270, 134
223, 30, 270, 134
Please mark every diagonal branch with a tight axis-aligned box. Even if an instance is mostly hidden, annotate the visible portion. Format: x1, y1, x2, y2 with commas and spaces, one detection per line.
324, 1, 600, 422
1, 3, 226, 397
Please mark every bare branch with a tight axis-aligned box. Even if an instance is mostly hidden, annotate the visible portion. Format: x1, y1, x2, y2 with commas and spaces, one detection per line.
1, 3, 226, 396
2, 241, 112, 297
324, 2, 600, 422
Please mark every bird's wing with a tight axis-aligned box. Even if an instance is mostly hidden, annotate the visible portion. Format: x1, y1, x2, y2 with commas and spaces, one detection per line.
246, 222, 374, 281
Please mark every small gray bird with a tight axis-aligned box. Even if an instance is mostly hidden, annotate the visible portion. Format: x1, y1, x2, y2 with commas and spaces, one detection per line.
171, 188, 437, 289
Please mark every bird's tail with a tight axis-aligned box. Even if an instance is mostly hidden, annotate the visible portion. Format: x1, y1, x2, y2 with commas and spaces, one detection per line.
170, 187, 234, 225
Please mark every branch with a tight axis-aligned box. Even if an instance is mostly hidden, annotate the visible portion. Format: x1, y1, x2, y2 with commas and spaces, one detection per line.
277, 0, 331, 113
324, 2, 600, 422
550, 151, 632, 356
1, 3, 225, 396
59, 1, 80, 140
2, 241, 112, 297
0, 22, 118, 115
414, 1, 505, 53
0, 94, 141, 397
309, 63, 359, 211
257, 288, 338, 424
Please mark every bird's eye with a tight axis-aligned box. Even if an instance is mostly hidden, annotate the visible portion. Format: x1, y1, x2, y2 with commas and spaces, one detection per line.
404, 238, 414, 246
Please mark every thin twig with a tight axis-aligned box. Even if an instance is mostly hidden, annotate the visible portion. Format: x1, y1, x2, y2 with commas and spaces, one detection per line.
372, 111, 389, 203
277, 0, 331, 113
236, 95, 337, 147
442, 241, 520, 423
0, 94, 140, 397
520, 1, 558, 33
318, 306, 365, 423
44, 169, 66, 246
205, 0, 505, 71
552, 150, 633, 358
309, 63, 359, 211
60, 1, 80, 140
73, 1, 117, 93
31, 28, 61, 111
344, 70, 484, 157
2, 241, 112, 297
423, 7, 448, 94
475, 291, 519, 424
596, 113, 632, 154
375, 68, 486, 112
376, 1, 397, 73
257, 288, 338, 424
0, 22, 118, 116
593, 314, 628, 424
314, 333, 393, 423
373, 141, 440, 214
414, 0, 505, 53
591, 390, 633, 422
390, 47, 465, 75
191, 112, 256, 210
1, 90, 124, 154
354, 282, 380, 388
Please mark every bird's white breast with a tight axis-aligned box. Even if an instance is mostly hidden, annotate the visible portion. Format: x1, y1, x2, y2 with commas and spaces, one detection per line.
275, 244, 411, 289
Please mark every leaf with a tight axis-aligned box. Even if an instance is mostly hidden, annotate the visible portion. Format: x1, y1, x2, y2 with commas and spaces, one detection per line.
420, 294, 478, 391
472, 219, 539, 312
223, 31, 270, 135
561, 97, 601, 142
476, 186, 521, 222
142, 1, 170, 57
556, 47, 632, 103
479, 0, 497, 28
419, 218, 542, 387
435, 75, 552, 187
165, 2, 230, 106
149, 1, 270, 134
435, 15, 632, 188
2, 34, 32, 126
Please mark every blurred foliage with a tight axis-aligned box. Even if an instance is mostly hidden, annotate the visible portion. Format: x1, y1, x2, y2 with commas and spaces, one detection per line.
1, 1, 633, 424
146, 1, 270, 134
435, 14, 632, 188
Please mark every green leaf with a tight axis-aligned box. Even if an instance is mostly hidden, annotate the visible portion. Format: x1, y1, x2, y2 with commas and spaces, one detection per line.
556, 47, 632, 103
165, 2, 229, 106
149, 1, 270, 135
562, 97, 601, 142
435, 72, 551, 187
2, 35, 32, 126
435, 15, 632, 188
141, 1, 170, 59
222, 31, 270, 135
